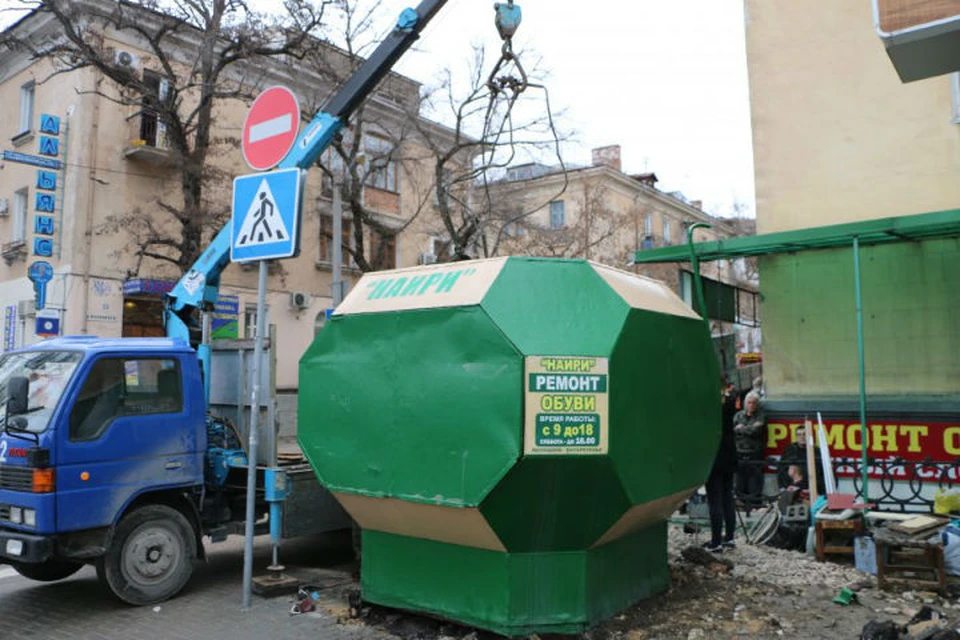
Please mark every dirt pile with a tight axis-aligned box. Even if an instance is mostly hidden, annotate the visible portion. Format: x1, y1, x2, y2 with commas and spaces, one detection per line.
304, 525, 960, 639
588, 526, 960, 640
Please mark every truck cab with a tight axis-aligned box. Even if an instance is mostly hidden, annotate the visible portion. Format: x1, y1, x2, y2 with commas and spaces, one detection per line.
0, 336, 208, 604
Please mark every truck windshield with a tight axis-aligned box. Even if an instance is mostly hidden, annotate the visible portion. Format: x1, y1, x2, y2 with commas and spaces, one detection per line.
0, 351, 82, 433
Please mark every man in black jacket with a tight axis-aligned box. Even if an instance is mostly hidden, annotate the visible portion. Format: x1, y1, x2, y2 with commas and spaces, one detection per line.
704, 381, 739, 553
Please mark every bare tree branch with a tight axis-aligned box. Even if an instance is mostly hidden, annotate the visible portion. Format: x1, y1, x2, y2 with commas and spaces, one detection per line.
1, 0, 333, 275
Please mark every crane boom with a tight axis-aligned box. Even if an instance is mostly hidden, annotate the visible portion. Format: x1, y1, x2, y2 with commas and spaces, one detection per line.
163, 0, 451, 396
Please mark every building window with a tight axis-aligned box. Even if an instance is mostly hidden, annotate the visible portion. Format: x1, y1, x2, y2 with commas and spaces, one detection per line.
549, 200, 565, 229
243, 304, 269, 339
12, 188, 28, 243
644, 213, 653, 236
18, 82, 34, 136
508, 166, 533, 181
663, 220, 672, 245
139, 70, 169, 148
314, 311, 328, 336
430, 236, 453, 261
319, 215, 353, 266
364, 134, 398, 193
369, 231, 397, 270
679, 271, 694, 307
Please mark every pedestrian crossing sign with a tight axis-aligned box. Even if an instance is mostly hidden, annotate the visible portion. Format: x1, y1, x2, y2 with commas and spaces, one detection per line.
230, 168, 303, 263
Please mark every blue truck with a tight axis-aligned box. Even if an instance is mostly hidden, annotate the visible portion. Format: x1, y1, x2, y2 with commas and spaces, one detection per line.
0, 336, 279, 603
0, 0, 502, 605
0, 335, 352, 604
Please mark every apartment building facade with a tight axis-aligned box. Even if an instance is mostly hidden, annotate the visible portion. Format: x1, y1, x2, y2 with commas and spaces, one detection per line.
745, 1, 960, 397
494, 146, 737, 287
493, 145, 759, 376
738, 1, 960, 466
0, 2, 462, 392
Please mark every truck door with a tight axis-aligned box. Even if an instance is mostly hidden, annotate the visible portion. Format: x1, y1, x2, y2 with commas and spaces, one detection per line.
56, 355, 201, 532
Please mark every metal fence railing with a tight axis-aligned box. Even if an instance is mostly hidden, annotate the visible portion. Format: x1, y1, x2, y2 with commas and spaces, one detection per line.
736, 456, 960, 514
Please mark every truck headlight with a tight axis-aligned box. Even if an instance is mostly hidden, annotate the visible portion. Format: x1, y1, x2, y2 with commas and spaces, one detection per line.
9, 506, 22, 524
23, 509, 36, 527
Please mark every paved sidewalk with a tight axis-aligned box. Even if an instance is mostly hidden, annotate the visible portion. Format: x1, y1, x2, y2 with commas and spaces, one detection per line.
0, 532, 387, 640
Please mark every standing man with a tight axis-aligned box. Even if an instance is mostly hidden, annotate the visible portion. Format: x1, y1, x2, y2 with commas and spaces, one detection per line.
734, 391, 767, 511
704, 380, 739, 552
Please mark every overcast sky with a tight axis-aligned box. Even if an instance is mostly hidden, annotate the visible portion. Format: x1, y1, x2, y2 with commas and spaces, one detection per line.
0, 0, 756, 217
385, 0, 756, 217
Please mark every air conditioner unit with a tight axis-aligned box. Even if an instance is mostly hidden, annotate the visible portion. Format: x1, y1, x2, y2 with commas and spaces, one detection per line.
289, 291, 311, 310
419, 252, 437, 265
17, 299, 35, 317
113, 49, 141, 72
0, 198, 8, 216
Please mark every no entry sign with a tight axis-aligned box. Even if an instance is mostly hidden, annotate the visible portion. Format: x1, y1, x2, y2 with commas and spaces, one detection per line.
242, 86, 300, 171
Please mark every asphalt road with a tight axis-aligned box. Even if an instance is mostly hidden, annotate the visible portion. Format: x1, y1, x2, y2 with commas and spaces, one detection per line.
0, 532, 381, 640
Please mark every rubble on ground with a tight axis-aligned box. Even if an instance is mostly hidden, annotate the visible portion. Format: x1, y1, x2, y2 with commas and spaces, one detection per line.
589, 526, 960, 639
667, 525, 863, 590
297, 524, 960, 639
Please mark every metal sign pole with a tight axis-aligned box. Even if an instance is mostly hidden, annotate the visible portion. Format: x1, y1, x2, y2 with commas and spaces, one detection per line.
853, 236, 869, 503
332, 176, 344, 306
242, 259, 268, 609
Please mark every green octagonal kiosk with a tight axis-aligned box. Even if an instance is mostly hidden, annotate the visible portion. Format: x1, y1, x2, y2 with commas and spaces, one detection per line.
299, 257, 720, 635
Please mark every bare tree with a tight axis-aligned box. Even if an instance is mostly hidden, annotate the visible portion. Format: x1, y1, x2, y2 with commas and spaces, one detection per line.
1, 0, 331, 274
299, 0, 410, 272
414, 43, 571, 262
724, 200, 758, 284
305, 0, 570, 271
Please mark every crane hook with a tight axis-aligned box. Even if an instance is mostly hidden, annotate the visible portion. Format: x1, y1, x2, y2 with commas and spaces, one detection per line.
494, 0, 521, 41
488, 1, 527, 98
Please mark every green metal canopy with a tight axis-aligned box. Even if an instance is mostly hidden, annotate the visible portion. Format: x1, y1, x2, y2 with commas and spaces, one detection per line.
631, 206, 960, 506
633, 208, 960, 264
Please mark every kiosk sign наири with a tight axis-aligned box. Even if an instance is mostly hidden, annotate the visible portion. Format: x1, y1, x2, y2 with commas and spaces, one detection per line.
525, 356, 609, 455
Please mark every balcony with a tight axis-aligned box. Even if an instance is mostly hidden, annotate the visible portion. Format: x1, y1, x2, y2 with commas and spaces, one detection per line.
1, 240, 26, 265
124, 109, 175, 165
364, 186, 400, 215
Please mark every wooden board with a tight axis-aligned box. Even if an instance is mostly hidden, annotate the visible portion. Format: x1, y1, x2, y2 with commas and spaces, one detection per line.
888, 515, 948, 535
877, 0, 960, 34
805, 419, 818, 508
867, 512, 918, 522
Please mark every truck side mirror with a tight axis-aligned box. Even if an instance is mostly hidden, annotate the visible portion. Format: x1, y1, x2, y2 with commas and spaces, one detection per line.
7, 376, 29, 416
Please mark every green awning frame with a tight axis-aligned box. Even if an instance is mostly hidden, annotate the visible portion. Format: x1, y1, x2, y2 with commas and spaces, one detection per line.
634, 206, 960, 505
633, 208, 960, 264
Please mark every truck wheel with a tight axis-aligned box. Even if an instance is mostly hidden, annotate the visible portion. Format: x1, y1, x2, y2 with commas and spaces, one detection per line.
12, 560, 83, 582
100, 504, 196, 606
